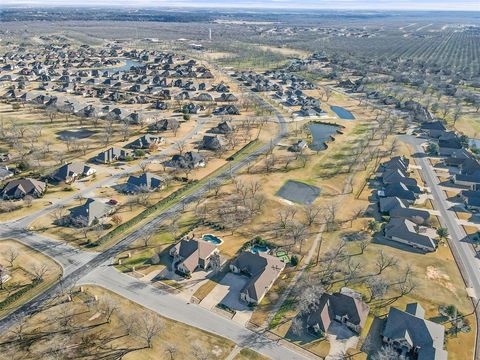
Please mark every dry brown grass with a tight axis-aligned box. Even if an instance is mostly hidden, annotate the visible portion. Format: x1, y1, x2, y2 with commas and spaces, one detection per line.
0, 239, 62, 318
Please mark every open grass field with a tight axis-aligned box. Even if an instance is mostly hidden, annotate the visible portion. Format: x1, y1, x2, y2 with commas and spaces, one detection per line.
0, 284, 236, 360
0, 240, 62, 319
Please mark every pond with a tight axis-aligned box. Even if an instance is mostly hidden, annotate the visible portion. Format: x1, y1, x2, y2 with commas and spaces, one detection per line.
57, 129, 97, 140
95, 59, 145, 72
276, 179, 321, 205
308, 122, 341, 151
330, 106, 355, 120
202, 233, 224, 245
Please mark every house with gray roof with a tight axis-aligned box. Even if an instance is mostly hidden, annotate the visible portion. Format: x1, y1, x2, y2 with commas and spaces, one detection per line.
379, 196, 406, 213
67, 198, 114, 227
229, 252, 285, 305
380, 182, 418, 203
127, 134, 165, 150
49, 162, 96, 184
384, 218, 436, 252
208, 121, 234, 135
201, 135, 223, 151
169, 238, 219, 276
95, 147, 133, 164
306, 288, 370, 334
389, 207, 430, 225
1, 178, 46, 200
123, 173, 165, 193
382, 303, 447, 360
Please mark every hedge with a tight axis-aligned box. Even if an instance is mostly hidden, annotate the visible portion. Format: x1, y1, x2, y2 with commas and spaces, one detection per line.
0, 279, 42, 310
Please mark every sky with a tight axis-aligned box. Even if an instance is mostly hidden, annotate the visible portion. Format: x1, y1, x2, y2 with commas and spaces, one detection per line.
1, 0, 479, 11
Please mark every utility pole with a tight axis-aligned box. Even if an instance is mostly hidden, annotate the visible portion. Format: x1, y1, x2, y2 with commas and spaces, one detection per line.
209, 28, 212, 41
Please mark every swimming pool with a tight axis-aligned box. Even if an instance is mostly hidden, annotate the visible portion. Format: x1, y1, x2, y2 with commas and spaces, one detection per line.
330, 106, 355, 120
202, 234, 224, 245
251, 244, 270, 254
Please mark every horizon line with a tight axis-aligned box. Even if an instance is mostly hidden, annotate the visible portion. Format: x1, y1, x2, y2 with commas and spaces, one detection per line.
1, 4, 480, 12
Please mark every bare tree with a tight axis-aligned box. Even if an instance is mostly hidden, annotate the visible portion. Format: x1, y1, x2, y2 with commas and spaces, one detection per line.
303, 205, 322, 227
366, 275, 389, 302
98, 298, 118, 323
6, 247, 19, 268
141, 231, 153, 248
375, 250, 398, 275
139, 160, 151, 173
31, 263, 49, 281
174, 140, 187, 156
134, 312, 164, 348
165, 345, 178, 360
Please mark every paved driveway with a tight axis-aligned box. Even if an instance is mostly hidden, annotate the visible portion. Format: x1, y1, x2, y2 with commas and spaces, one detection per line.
200, 272, 253, 325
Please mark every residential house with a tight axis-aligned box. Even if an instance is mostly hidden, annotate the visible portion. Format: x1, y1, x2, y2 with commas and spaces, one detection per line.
209, 121, 234, 135
95, 147, 132, 164
149, 118, 180, 132
1, 178, 46, 200
49, 162, 96, 184
164, 152, 206, 170
127, 134, 165, 150
214, 105, 240, 115
380, 183, 418, 203
289, 140, 308, 153
0, 166, 14, 181
67, 198, 114, 227
382, 303, 447, 360
169, 238, 219, 276
306, 288, 370, 334
123, 173, 165, 193
229, 252, 285, 305
384, 218, 436, 252
460, 190, 480, 210
201, 135, 223, 151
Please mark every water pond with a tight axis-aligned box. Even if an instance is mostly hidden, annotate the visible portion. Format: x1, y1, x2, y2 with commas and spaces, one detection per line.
330, 106, 355, 120
308, 123, 341, 151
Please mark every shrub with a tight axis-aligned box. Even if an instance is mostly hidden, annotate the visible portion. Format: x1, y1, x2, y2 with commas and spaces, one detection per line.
134, 149, 145, 157
290, 255, 299, 266
183, 114, 191, 121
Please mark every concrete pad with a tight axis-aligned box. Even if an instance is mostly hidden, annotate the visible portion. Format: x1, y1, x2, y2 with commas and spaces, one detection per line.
200, 273, 253, 325
326, 322, 359, 360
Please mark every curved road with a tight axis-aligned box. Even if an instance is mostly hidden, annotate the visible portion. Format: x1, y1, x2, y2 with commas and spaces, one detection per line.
0, 84, 316, 358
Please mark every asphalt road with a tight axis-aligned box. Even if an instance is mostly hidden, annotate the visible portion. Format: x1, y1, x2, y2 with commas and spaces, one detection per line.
80, 266, 312, 360
401, 135, 480, 359
0, 85, 310, 357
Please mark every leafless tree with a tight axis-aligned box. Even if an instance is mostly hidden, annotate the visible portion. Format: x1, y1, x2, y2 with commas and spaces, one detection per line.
141, 231, 153, 248
303, 205, 322, 227
375, 250, 398, 275
134, 312, 164, 348
31, 263, 49, 281
174, 140, 187, 156
6, 247, 19, 268
139, 160, 151, 173
98, 298, 118, 323
165, 345, 178, 360
366, 275, 389, 302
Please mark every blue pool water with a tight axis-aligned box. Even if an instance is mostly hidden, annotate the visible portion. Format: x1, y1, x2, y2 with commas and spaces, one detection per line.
202, 234, 223, 245
308, 123, 340, 151
251, 245, 270, 254
469, 138, 480, 149
330, 106, 355, 120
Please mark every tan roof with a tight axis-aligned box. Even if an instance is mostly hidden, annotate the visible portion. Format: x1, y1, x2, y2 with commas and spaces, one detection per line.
174, 238, 217, 273
232, 252, 285, 302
